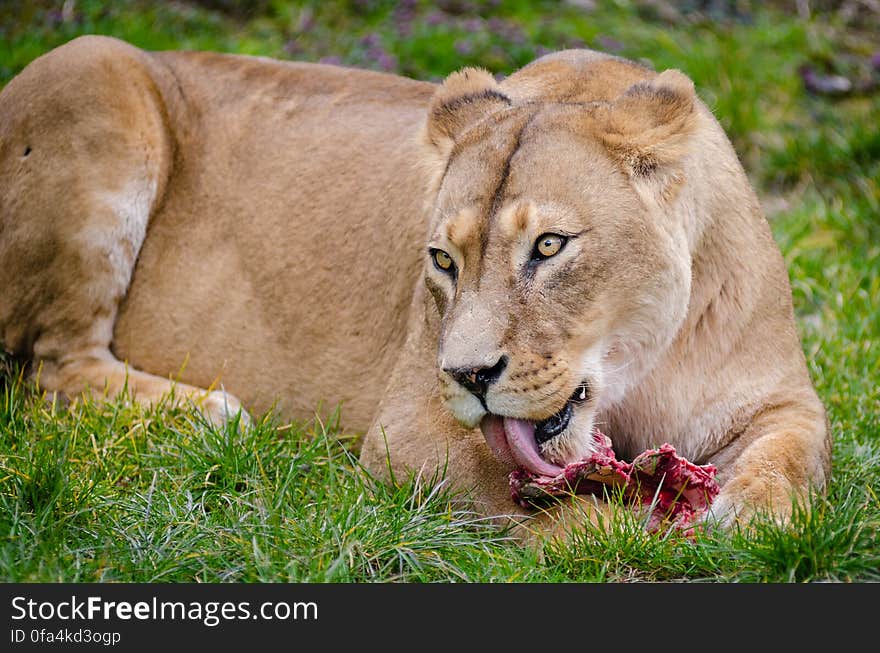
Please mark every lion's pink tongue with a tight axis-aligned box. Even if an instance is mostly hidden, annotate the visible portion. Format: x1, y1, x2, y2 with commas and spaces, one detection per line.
480, 415, 516, 467
479, 415, 563, 477
503, 417, 564, 477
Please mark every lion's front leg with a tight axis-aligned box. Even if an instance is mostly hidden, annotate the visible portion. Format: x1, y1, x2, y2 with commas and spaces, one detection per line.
358, 283, 512, 533
359, 282, 607, 544
361, 386, 608, 545
358, 292, 521, 523
707, 397, 831, 527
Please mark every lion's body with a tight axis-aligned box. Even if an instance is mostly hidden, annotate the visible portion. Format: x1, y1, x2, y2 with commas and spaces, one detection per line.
0, 36, 432, 427
0, 36, 831, 535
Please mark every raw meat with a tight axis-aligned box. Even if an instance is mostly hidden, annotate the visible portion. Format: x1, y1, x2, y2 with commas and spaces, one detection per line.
509, 431, 720, 531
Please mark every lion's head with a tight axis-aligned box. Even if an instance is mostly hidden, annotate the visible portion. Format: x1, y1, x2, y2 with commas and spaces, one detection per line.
421, 51, 701, 477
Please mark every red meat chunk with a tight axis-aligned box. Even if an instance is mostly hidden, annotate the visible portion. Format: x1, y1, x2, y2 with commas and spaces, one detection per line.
509, 432, 720, 531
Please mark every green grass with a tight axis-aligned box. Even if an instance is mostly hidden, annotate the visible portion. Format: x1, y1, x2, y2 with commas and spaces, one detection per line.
1, 1, 878, 582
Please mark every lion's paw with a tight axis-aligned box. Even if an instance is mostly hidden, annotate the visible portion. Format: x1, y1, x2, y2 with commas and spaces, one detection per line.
199, 390, 252, 429
702, 476, 795, 530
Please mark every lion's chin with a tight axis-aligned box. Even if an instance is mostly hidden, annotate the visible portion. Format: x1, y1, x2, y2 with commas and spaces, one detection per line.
444, 391, 487, 429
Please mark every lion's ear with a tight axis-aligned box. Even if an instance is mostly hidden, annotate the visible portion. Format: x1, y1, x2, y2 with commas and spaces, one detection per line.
593, 69, 698, 177
424, 67, 512, 161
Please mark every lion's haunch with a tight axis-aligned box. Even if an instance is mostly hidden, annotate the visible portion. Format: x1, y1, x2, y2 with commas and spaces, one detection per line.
509, 432, 720, 531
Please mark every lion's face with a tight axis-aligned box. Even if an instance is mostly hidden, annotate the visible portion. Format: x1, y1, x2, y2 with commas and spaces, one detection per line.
422, 63, 697, 475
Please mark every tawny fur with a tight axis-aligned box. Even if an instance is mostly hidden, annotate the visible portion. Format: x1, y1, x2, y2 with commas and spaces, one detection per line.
0, 36, 830, 539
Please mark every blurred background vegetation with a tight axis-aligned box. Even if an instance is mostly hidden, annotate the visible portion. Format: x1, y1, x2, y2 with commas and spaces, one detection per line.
2, 1, 878, 190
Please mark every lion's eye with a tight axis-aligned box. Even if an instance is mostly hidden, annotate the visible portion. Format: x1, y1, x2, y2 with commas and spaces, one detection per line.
431, 248, 455, 273
533, 233, 567, 260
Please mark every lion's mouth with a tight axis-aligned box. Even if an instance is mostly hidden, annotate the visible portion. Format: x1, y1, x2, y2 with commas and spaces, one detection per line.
480, 384, 590, 476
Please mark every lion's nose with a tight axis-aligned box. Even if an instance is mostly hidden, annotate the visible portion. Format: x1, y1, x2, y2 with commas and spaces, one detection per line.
444, 355, 509, 399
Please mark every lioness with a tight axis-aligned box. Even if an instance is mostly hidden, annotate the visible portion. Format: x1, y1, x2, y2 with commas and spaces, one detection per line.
0, 36, 830, 535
